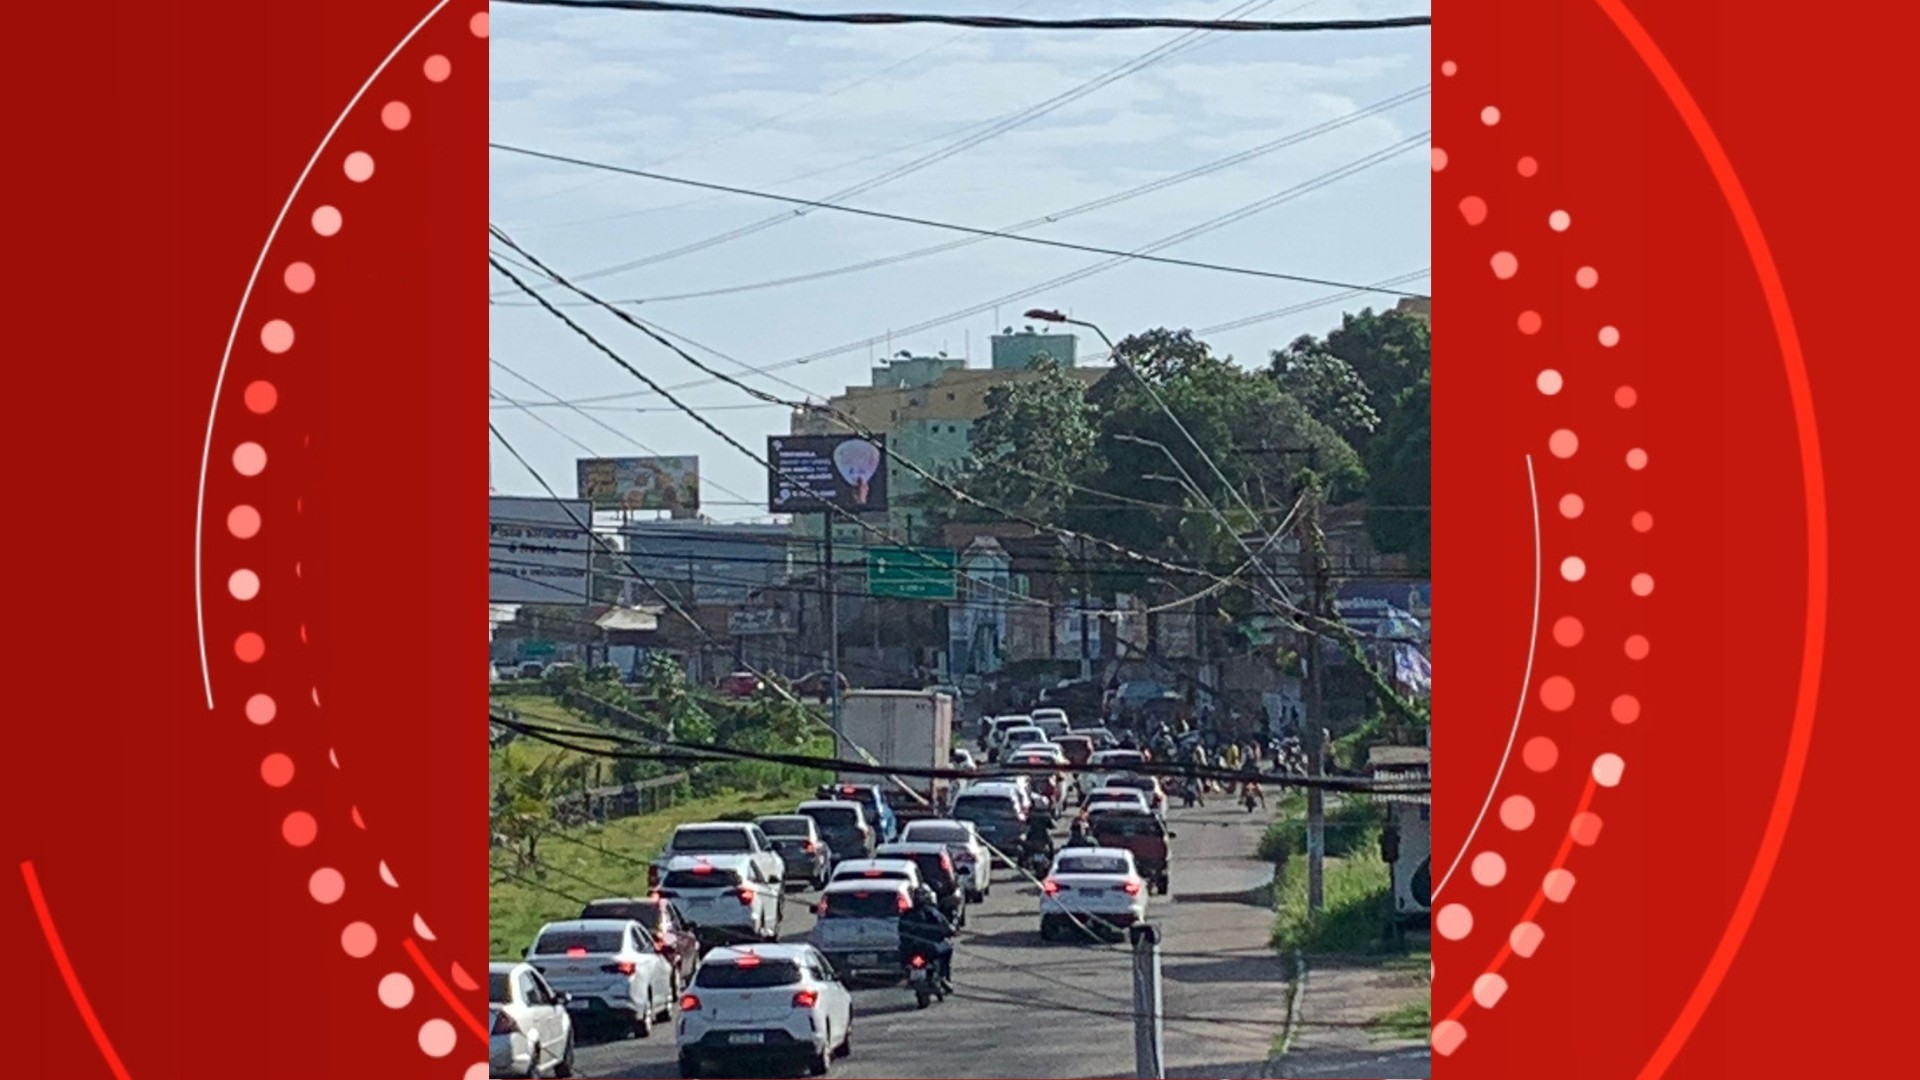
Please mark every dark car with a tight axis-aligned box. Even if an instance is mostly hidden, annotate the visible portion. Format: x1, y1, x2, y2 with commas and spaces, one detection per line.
719, 672, 764, 699
797, 800, 875, 862
950, 789, 1028, 863
1089, 811, 1174, 895
577, 895, 701, 989
876, 842, 969, 926
1053, 734, 1096, 767
755, 814, 833, 888
815, 783, 898, 843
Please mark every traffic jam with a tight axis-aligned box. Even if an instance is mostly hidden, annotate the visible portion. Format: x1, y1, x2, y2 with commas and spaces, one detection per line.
490, 691, 1199, 1079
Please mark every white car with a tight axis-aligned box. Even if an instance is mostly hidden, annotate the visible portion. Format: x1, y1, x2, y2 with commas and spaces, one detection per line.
656, 854, 784, 946
995, 726, 1047, 759
1008, 743, 1067, 765
526, 919, 677, 1038
651, 823, 786, 890
490, 962, 576, 1078
1038, 847, 1150, 940
677, 944, 853, 1078
983, 715, 1034, 759
829, 857, 923, 891
808, 879, 915, 983
899, 819, 992, 901
1101, 773, 1168, 814
1084, 788, 1153, 817
1030, 708, 1070, 738
1084, 749, 1151, 793
966, 778, 1033, 816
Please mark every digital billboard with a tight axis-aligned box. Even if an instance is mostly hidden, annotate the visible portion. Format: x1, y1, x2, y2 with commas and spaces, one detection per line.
766, 434, 889, 514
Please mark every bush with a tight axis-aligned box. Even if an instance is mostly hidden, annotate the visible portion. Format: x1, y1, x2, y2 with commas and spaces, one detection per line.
1256, 794, 1381, 864
1271, 829, 1396, 956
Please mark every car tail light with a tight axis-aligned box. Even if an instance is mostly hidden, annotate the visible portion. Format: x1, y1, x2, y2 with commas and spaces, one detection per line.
909, 955, 926, 970
862, 869, 882, 878
737, 953, 762, 968
737, 886, 756, 906
1042, 879, 1060, 895
648, 866, 662, 887
793, 990, 820, 1008
680, 994, 701, 1013
566, 947, 587, 957
603, 961, 637, 975
815, 896, 829, 915
804, 841, 818, 853
693, 863, 714, 876
940, 852, 952, 873
896, 892, 912, 913
1122, 881, 1141, 896
654, 935, 669, 952
492, 1011, 518, 1035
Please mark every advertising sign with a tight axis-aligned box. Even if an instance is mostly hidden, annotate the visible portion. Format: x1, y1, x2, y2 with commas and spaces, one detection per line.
767, 434, 889, 513
490, 496, 594, 604
727, 608, 796, 636
576, 456, 700, 512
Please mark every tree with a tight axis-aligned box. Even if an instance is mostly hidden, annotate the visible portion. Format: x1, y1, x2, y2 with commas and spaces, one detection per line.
1318, 307, 1430, 423
1365, 372, 1431, 574
1267, 344, 1380, 448
490, 748, 592, 866
959, 354, 1098, 518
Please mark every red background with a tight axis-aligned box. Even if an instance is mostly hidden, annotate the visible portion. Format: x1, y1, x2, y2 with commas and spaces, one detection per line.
1434, 2, 1920, 1079
6, 0, 1920, 1077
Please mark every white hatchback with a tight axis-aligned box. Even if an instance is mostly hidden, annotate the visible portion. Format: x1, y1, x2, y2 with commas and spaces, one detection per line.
656, 854, 784, 947
526, 919, 677, 1038
490, 961, 575, 1078
676, 944, 853, 1078
1038, 847, 1150, 941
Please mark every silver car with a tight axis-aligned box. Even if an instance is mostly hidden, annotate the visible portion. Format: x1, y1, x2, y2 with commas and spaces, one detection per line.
526, 919, 677, 1039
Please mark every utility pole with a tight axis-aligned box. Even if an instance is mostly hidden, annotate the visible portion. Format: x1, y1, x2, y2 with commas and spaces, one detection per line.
1297, 485, 1329, 915
1079, 534, 1093, 681
823, 513, 843, 742
1129, 924, 1165, 1079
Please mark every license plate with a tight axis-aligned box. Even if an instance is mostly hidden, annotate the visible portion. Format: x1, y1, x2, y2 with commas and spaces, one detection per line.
729, 1033, 766, 1045
850, 953, 879, 965
1079, 887, 1105, 895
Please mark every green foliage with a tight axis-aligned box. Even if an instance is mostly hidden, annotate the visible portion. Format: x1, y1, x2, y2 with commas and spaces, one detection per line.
1270, 833, 1396, 956
1365, 372, 1431, 574
1366, 1000, 1431, 1040
1268, 345, 1381, 448
1256, 795, 1382, 865
961, 355, 1099, 518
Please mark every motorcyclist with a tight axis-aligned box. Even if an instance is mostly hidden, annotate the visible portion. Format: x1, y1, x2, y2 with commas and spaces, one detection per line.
1024, 811, 1056, 866
898, 884, 956, 988
1066, 813, 1093, 849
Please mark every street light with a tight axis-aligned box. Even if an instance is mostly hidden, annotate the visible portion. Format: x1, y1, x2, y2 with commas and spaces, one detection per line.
1023, 308, 1114, 350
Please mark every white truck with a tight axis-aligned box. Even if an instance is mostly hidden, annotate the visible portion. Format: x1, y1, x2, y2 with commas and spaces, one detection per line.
835, 690, 954, 824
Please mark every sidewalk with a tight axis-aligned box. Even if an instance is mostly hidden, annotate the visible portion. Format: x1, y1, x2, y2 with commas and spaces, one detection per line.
1271, 956, 1430, 1079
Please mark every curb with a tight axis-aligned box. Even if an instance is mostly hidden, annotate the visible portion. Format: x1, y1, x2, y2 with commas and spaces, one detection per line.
1268, 948, 1308, 1076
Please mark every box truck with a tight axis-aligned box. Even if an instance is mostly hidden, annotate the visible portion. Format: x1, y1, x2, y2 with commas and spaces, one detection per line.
834, 689, 953, 821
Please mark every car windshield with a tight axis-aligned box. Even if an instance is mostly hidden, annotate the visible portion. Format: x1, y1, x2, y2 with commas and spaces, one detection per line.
953, 797, 1019, 820
532, 930, 624, 955
662, 867, 744, 890
1057, 855, 1131, 875
671, 827, 750, 853
819, 891, 906, 919
1095, 815, 1165, 838
489, 973, 512, 1003
579, 902, 662, 928
694, 959, 805, 988
904, 824, 968, 844
803, 806, 861, 828
759, 819, 813, 838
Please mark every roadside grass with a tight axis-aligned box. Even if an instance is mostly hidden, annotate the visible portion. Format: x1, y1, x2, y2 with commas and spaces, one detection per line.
1365, 1000, 1430, 1041
1259, 794, 1403, 958
490, 789, 797, 959
1256, 794, 1384, 864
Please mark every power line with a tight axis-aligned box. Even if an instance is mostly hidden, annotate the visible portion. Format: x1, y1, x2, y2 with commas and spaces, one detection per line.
491, 142, 1430, 298
492, 0, 1289, 294
494, 0, 1432, 33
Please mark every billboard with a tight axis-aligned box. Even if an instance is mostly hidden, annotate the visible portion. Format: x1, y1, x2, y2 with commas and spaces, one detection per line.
490, 496, 595, 604
577, 456, 700, 512
767, 434, 889, 514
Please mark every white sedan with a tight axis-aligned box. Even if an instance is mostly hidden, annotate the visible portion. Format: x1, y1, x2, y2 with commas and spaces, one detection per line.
526, 919, 678, 1038
900, 818, 993, 901
828, 857, 923, 891
677, 944, 853, 1078
1083, 787, 1153, 817
490, 962, 576, 1078
1038, 847, 1150, 941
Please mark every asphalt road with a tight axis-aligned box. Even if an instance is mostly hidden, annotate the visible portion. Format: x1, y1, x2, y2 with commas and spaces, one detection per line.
571, 799, 1293, 1079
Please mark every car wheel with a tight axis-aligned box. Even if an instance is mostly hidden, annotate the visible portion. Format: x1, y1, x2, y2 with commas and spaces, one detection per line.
1039, 918, 1056, 942
633, 996, 655, 1039
809, 1046, 833, 1077
523, 1039, 541, 1079
555, 1033, 577, 1078
836, 1028, 852, 1059
677, 1052, 702, 1078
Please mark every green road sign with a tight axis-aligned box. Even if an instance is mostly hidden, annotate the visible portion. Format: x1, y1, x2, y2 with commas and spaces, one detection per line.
523, 640, 557, 657
867, 546, 958, 600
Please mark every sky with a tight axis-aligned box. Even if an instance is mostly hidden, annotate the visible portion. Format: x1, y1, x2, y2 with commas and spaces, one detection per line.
488, 0, 1432, 523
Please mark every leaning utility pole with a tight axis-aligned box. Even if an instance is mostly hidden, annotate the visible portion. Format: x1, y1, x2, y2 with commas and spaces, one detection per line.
1297, 484, 1331, 915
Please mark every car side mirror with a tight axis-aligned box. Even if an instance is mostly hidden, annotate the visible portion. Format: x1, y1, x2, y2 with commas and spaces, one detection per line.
553, 991, 571, 1005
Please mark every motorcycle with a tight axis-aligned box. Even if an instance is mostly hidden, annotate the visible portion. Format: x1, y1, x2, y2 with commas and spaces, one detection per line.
1241, 782, 1263, 813
1022, 843, 1054, 879
907, 952, 947, 1009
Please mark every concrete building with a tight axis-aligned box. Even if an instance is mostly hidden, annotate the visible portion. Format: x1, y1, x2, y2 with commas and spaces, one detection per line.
618, 519, 793, 607
788, 345, 1104, 544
